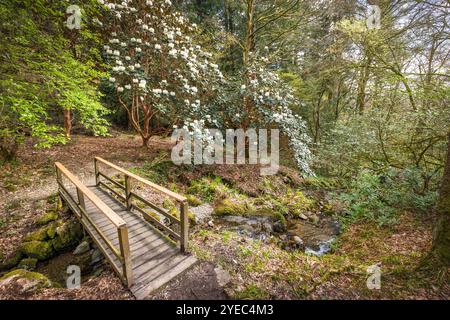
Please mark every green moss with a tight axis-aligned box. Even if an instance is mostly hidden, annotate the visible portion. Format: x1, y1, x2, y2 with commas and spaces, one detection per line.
234, 284, 269, 300
214, 199, 255, 216
51, 220, 83, 252
187, 195, 202, 207
0, 269, 53, 289
283, 190, 315, 217
20, 241, 54, 261
46, 223, 57, 239
24, 227, 50, 242
0, 251, 23, 271
18, 258, 38, 270
187, 176, 226, 202
36, 211, 59, 226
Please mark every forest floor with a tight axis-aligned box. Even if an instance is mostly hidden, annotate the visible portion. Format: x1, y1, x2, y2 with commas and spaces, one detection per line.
0, 134, 448, 300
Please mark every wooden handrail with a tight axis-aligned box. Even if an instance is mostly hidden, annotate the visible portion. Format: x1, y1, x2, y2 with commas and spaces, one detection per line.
94, 157, 187, 203
55, 162, 127, 228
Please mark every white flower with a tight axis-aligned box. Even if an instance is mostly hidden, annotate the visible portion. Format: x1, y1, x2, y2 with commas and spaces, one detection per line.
241, 85, 246, 90
109, 77, 116, 83
125, 56, 131, 61
170, 91, 175, 96
136, 47, 142, 53
133, 79, 139, 83
117, 87, 124, 93
125, 84, 132, 90
149, 27, 155, 33
155, 44, 161, 50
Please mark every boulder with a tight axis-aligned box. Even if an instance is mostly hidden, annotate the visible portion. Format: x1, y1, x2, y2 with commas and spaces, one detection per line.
293, 236, 304, 246
36, 211, 59, 226
0, 269, 53, 293
18, 258, 38, 271
20, 241, 54, 261
0, 251, 23, 272
214, 266, 231, 287
73, 241, 90, 255
51, 220, 83, 252
190, 204, 214, 224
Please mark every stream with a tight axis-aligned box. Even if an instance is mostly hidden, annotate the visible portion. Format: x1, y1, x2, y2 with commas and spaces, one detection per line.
215, 214, 341, 256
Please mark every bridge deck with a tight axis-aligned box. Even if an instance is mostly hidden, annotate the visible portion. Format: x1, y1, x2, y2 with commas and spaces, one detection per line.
65, 185, 197, 299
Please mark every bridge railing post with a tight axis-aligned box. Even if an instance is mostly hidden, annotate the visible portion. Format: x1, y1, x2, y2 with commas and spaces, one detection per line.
180, 201, 189, 253
125, 175, 132, 210
76, 187, 85, 219
118, 225, 133, 287
94, 158, 100, 186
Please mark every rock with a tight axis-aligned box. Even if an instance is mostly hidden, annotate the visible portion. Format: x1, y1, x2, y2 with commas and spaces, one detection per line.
262, 222, 273, 233
18, 258, 38, 271
214, 199, 254, 216
51, 220, 83, 252
20, 241, 54, 261
90, 249, 103, 265
0, 269, 53, 293
273, 221, 286, 233
0, 251, 23, 272
36, 211, 59, 226
73, 241, 90, 255
190, 204, 214, 224
214, 266, 231, 287
299, 213, 308, 220
293, 236, 304, 246
24, 227, 50, 242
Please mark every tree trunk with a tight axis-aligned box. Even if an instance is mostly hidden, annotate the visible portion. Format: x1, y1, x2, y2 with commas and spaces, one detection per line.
142, 136, 150, 147
432, 132, 450, 265
356, 55, 372, 115
64, 109, 72, 138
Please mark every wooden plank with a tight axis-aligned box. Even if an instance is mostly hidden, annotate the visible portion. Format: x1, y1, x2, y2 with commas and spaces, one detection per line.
95, 157, 187, 202
131, 255, 197, 300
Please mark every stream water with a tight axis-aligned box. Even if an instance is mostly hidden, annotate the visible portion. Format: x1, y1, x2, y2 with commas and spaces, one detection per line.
216, 214, 341, 256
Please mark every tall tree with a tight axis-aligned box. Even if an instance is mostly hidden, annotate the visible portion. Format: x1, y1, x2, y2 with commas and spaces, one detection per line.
432, 132, 450, 265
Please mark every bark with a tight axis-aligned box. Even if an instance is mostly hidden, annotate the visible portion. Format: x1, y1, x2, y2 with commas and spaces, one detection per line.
63, 109, 72, 138
356, 55, 372, 115
432, 132, 450, 266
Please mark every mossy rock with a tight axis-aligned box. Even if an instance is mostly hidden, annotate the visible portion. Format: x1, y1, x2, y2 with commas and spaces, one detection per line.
0, 269, 53, 291
20, 241, 54, 261
24, 223, 58, 242
51, 220, 83, 252
36, 211, 59, 226
214, 199, 255, 216
18, 258, 38, 271
0, 251, 23, 272
283, 190, 315, 216
186, 195, 202, 207
46, 223, 57, 239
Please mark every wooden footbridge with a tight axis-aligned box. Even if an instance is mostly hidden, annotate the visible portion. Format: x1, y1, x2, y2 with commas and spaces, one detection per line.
55, 157, 197, 299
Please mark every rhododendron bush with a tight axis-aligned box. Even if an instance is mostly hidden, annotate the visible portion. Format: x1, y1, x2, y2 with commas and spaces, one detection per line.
98, 0, 313, 175
100, 0, 224, 146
